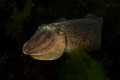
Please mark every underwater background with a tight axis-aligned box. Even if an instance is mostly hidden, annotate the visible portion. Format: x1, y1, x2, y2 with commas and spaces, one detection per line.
0, 0, 120, 80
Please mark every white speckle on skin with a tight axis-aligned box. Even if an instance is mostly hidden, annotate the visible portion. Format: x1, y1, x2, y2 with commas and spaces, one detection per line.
42, 25, 56, 31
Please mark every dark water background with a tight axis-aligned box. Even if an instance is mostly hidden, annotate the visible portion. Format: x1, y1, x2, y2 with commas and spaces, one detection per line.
0, 0, 120, 80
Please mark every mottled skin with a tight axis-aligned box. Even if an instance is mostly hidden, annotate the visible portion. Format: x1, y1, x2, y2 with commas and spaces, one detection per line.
23, 14, 103, 60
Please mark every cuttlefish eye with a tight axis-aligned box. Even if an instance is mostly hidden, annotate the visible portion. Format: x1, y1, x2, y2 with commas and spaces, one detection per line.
54, 28, 65, 35
23, 27, 66, 60
58, 30, 64, 35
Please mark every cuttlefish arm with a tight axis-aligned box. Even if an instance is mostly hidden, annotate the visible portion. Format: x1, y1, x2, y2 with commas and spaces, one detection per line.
23, 26, 66, 60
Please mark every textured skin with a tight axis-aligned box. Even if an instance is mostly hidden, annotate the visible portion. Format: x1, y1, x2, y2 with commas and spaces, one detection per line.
23, 14, 103, 60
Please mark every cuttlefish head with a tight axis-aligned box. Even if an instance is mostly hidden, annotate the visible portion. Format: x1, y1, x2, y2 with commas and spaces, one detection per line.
23, 24, 66, 60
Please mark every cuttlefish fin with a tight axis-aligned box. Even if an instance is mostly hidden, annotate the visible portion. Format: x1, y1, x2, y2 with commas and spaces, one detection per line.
86, 14, 103, 26
54, 17, 67, 23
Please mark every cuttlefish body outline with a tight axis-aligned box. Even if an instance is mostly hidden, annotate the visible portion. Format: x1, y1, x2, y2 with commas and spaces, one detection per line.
23, 14, 103, 60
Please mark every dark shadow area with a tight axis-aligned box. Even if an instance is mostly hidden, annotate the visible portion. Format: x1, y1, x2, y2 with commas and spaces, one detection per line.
0, 0, 120, 80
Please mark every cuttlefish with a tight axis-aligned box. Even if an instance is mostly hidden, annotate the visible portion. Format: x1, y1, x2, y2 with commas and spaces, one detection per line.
23, 14, 103, 60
